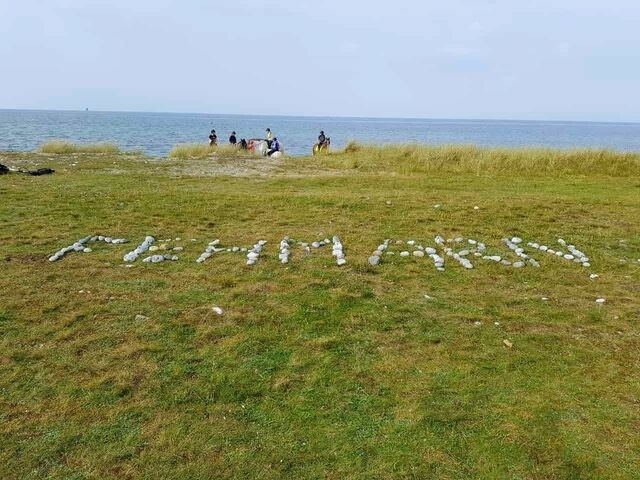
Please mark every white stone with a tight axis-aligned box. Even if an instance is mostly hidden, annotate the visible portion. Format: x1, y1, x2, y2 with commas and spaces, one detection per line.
212, 306, 224, 315
595, 298, 606, 304
511, 237, 522, 244
413, 251, 424, 257
400, 251, 410, 257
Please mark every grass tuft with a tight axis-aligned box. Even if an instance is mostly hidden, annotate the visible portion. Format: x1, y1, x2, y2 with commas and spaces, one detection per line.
39, 140, 121, 154
168, 143, 217, 159
321, 143, 640, 177
168, 143, 258, 159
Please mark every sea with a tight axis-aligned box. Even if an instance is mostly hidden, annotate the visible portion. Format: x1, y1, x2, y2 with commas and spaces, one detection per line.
1, 109, 640, 157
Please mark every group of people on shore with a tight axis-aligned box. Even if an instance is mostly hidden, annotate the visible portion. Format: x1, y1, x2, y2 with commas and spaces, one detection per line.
208, 128, 329, 156
208, 128, 280, 156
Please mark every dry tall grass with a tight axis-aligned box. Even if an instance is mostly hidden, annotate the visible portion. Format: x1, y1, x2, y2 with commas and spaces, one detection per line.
38, 140, 121, 154
169, 143, 260, 159
319, 143, 640, 177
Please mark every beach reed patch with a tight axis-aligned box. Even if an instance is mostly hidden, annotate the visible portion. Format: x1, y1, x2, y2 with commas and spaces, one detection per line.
320, 143, 640, 177
38, 140, 121, 154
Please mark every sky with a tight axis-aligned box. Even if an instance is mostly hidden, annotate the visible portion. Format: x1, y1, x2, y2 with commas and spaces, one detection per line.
1, 0, 639, 122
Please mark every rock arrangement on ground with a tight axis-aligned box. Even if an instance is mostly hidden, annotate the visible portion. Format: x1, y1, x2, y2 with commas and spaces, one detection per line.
196, 239, 225, 263
366, 235, 549, 271
526, 238, 591, 267
332, 236, 347, 266
439, 236, 474, 270
142, 253, 179, 263
502, 237, 540, 268
49, 232, 598, 274
368, 239, 390, 266
49, 235, 128, 262
123, 236, 155, 262
279, 237, 292, 264
247, 240, 267, 265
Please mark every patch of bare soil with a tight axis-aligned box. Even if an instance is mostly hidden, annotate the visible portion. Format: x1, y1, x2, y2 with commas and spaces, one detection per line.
163, 154, 342, 178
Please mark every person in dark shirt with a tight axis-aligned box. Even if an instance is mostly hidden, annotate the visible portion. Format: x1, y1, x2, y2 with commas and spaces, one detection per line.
318, 130, 326, 147
239, 138, 248, 150
229, 131, 237, 145
267, 137, 280, 156
208, 129, 217, 146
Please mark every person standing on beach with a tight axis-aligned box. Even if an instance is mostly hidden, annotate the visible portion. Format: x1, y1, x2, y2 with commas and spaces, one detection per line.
209, 129, 217, 146
229, 131, 237, 145
265, 128, 273, 148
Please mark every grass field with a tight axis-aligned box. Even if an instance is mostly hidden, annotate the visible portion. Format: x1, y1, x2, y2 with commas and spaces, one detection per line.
1, 146, 639, 479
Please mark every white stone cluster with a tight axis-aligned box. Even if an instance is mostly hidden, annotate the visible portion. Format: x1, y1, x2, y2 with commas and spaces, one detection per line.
441, 241, 473, 269
310, 238, 331, 249
49, 235, 92, 262
559, 239, 591, 267
196, 239, 225, 263
332, 236, 347, 266
503, 237, 540, 268
123, 236, 155, 262
247, 240, 267, 266
92, 235, 127, 245
142, 254, 179, 263
431, 236, 447, 271
49, 235, 128, 262
368, 239, 390, 265
526, 238, 590, 267
279, 236, 292, 264
465, 238, 488, 258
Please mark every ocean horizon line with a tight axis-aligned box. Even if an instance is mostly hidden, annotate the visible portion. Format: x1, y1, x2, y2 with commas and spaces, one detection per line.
1, 107, 639, 127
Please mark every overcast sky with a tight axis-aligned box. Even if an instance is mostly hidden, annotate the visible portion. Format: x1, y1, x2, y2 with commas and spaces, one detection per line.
1, 0, 639, 121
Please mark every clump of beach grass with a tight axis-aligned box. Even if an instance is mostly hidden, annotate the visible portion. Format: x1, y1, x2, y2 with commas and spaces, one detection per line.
169, 143, 259, 159
319, 143, 640, 177
38, 140, 121, 154
169, 143, 217, 159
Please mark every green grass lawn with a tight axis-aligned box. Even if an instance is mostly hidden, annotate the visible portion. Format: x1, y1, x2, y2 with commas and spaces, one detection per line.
1, 148, 639, 479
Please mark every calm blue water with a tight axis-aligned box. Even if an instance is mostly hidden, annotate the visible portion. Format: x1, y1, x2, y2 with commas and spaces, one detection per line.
1, 109, 639, 157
